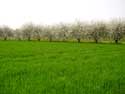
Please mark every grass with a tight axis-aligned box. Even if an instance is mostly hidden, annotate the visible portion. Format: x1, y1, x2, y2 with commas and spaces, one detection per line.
0, 41, 125, 94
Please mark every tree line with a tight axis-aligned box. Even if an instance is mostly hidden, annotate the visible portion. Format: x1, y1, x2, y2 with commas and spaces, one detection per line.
0, 19, 125, 43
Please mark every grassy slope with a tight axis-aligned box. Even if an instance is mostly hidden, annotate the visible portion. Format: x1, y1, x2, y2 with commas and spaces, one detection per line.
0, 41, 125, 94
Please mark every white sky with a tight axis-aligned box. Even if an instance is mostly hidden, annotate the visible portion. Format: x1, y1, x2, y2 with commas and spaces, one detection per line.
0, 0, 124, 28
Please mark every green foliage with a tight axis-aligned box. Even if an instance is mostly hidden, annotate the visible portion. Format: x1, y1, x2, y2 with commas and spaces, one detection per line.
0, 41, 125, 94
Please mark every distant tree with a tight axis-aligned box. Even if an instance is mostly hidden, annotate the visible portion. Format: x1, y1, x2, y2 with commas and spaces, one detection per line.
58, 23, 69, 41
14, 29, 22, 40
109, 19, 125, 43
21, 23, 34, 41
0, 27, 3, 39
89, 22, 108, 43
0, 26, 13, 40
113, 23, 124, 43
44, 26, 54, 42
33, 25, 44, 41
70, 22, 84, 43
122, 21, 125, 38
0, 18, 125, 43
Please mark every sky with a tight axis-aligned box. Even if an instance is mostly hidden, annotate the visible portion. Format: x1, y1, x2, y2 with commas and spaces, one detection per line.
0, 0, 124, 28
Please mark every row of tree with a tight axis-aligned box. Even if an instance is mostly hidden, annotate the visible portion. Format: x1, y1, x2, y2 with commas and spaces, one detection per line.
0, 19, 125, 43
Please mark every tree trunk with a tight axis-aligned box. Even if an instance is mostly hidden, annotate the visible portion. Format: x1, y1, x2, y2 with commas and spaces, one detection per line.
77, 38, 80, 43
49, 37, 52, 42
18, 38, 21, 41
95, 39, 98, 43
38, 38, 40, 41
4, 37, 7, 40
28, 36, 31, 41
115, 39, 118, 44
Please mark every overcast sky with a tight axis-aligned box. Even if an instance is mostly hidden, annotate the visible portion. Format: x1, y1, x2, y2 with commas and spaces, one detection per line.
0, 0, 124, 28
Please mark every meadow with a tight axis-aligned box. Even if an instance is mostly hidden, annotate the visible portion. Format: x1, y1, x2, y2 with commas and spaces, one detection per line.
0, 41, 125, 94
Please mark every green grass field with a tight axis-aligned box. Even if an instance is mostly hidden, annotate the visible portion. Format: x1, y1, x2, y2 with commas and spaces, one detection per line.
0, 41, 125, 94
